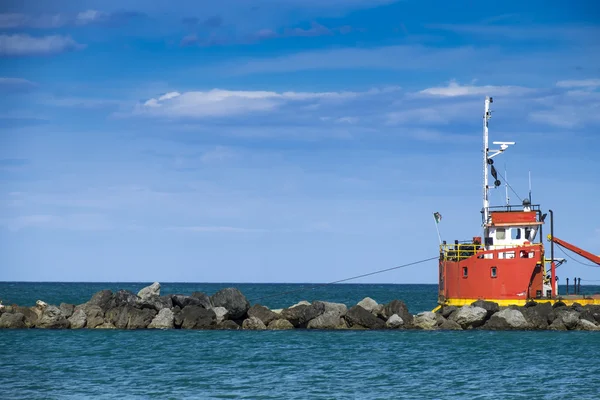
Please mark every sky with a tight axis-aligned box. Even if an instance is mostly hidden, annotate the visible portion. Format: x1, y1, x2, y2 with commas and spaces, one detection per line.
1, 0, 599, 283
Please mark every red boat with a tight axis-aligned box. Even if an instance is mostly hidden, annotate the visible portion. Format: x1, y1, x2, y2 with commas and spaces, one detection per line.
435, 96, 600, 309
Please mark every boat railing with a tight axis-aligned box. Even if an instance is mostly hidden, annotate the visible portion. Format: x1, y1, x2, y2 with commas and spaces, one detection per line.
439, 242, 542, 261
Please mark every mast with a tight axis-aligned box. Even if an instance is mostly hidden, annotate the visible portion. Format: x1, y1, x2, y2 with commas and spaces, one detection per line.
482, 96, 492, 228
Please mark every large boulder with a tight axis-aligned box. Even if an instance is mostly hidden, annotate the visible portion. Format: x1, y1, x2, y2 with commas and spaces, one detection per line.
580, 305, 600, 325
471, 300, 500, 318
210, 288, 250, 320
218, 320, 241, 330
413, 312, 438, 330
138, 295, 173, 312
87, 290, 113, 312
439, 319, 462, 330
180, 305, 216, 329
281, 302, 325, 328
484, 309, 531, 330
68, 309, 87, 329
554, 309, 580, 330
385, 314, 404, 329
267, 319, 295, 330
576, 319, 600, 331
213, 307, 229, 324
171, 295, 207, 310
13, 306, 38, 328
521, 303, 552, 329
242, 316, 267, 330
247, 305, 279, 326
357, 297, 379, 313
109, 290, 140, 309
450, 306, 488, 329
148, 308, 174, 329
36, 305, 70, 329
307, 311, 348, 329
59, 303, 75, 318
76, 305, 104, 328
382, 300, 413, 325
191, 292, 213, 309
137, 282, 160, 300
0, 312, 26, 329
314, 301, 347, 317
105, 306, 156, 329
439, 305, 458, 319
344, 305, 385, 329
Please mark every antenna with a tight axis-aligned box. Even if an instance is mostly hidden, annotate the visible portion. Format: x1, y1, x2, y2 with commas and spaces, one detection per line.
528, 171, 532, 203
505, 165, 509, 208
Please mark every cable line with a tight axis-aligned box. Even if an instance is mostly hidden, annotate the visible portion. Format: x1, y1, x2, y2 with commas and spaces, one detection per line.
249, 255, 439, 303
556, 245, 598, 268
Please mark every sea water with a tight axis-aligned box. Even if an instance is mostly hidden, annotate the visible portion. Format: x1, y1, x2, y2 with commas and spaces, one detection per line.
1, 282, 599, 399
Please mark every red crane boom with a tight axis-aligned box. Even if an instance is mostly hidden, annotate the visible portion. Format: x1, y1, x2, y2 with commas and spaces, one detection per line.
547, 234, 600, 265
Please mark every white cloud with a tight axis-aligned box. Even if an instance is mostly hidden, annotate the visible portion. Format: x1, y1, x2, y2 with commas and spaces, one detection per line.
75, 10, 107, 25
0, 34, 85, 56
168, 226, 267, 233
134, 88, 363, 118
418, 80, 535, 97
2, 213, 112, 231
556, 79, 600, 89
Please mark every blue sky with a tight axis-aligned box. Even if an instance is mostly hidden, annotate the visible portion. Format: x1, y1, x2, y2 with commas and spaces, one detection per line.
1, 0, 599, 283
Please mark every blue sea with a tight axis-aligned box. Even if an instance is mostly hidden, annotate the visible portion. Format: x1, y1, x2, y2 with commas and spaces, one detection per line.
1, 282, 600, 399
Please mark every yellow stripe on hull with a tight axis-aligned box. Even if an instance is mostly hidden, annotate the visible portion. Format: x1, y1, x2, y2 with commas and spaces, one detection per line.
434, 297, 600, 311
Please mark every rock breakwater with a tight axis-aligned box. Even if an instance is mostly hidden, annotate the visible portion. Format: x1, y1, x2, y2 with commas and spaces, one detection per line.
1, 283, 599, 331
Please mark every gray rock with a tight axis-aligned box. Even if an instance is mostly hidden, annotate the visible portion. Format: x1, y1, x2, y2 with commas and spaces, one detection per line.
314, 301, 347, 317
0, 312, 26, 329
78, 305, 105, 328
191, 292, 213, 309
413, 312, 438, 330
439, 319, 462, 330
281, 301, 325, 327
68, 309, 87, 329
138, 295, 172, 312
13, 306, 38, 328
485, 309, 531, 330
171, 295, 207, 310
137, 282, 160, 300
242, 316, 267, 330
450, 306, 488, 329
210, 288, 250, 320
59, 303, 75, 318
213, 307, 229, 324
521, 303, 552, 329
180, 305, 216, 329
357, 297, 379, 313
385, 314, 404, 329
88, 290, 113, 312
549, 319, 567, 331
105, 306, 156, 329
218, 320, 241, 330
580, 305, 600, 325
440, 305, 458, 319
148, 308, 174, 329
247, 304, 279, 326
344, 305, 385, 329
576, 319, 600, 331
383, 300, 413, 325
109, 290, 139, 309
307, 311, 347, 329
36, 305, 70, 329
555, 309, 580, 330
471, 300, 500, 318
267, 319, 295, 330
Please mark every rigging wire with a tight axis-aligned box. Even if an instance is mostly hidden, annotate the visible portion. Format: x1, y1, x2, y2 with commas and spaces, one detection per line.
248, 256, 439, 303
495, 169, 523, 202
556, 245, 598, 268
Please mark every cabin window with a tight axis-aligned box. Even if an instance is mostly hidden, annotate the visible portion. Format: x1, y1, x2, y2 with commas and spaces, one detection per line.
462, 266, 468, 278
491, 266, 497, 278
496, 228, 506, 240
525, 227, 537, 241
511, 228, 521, 240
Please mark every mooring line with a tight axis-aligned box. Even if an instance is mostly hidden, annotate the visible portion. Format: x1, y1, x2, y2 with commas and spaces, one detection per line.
248, 256, 439, 303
